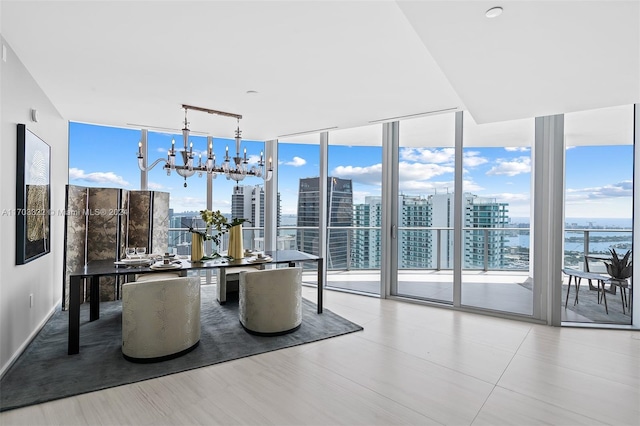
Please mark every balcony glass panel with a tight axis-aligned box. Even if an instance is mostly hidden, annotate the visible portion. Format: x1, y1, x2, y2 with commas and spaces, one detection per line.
396, 112, 456, 304
461, 113, 533, 315
327, 125, 382, 295
563, 105, 633, 325
277, 135, 320, 286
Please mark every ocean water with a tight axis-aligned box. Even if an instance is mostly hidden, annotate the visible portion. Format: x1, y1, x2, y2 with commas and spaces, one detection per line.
504, 231, 632, 253
511, 217, 632, 228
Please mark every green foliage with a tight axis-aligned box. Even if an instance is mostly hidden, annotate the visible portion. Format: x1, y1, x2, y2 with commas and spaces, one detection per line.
198, 210, 249, 247
603, 248, 632, 280
183, 210, 250, 249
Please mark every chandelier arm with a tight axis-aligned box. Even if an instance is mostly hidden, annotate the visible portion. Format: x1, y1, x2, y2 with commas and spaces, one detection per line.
138, 157, 168, 172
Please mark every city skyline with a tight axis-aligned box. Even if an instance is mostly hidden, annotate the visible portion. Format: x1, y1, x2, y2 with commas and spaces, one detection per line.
69, 121, 633, 221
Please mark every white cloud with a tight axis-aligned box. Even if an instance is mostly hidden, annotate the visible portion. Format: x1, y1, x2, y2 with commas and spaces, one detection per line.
462, 179, 484, 192
504, 147, 530, 152
487, 157, 531, 176
400, 147, 455, 164
567, 180, 632, 200
352, 190, 378, 204
282, 156, 306, 167
147, 181, 165, 190
168, 196, 232, 214
331, 161, 456, 187
399, 148, 489, 169
332, 163, 383, 185
246, 154, 262, 164
69, 167, 129, 186
463, 151, 489, 167
484, 192, 530, 203
399, 179, 453, 194
399, 162, 455, 181
397, 179, 484, 194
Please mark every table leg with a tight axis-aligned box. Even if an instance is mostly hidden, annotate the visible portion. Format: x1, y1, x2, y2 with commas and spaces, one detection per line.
317, 258, 323, 314
89, 276, 100, 321
565, 275, 572, 308
217, 269, 227, 305
574, 278, 581, 305
68, 276, 81, 354
599, 280, 608, 314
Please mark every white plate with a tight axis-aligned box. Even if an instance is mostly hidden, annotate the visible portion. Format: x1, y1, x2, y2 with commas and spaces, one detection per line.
150, 263, 182, 270
247, 256, 272, 263
117, 258, 153, 266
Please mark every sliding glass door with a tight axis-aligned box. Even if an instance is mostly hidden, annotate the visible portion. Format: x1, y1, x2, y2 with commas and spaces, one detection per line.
327, 125, 382, 295
395, 113, 456, 304
460, 115, 534, 315
563, 105, 634, 324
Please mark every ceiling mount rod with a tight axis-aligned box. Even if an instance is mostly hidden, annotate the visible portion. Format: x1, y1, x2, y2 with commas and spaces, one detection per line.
181, 104, 242, 120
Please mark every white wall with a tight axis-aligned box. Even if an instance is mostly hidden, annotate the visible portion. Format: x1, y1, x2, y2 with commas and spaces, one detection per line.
0, 36, 68, 376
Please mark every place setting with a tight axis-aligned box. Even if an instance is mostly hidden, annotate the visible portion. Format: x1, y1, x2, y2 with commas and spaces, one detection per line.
245, 251, 273, 264
114, 247, 154, 267
150, 253, 183, 270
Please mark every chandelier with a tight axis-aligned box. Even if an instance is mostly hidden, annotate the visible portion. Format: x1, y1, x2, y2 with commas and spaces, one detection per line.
137, 104, 272, 187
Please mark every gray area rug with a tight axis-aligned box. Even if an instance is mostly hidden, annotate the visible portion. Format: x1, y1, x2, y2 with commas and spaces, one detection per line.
0, 285, 363, 412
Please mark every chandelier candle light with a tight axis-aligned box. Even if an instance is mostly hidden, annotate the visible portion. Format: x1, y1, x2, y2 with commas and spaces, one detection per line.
137, 104, 272, 187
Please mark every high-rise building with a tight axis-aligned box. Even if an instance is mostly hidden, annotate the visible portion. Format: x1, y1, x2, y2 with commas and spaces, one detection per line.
463, 195, 509, 269
231, 185, 281, 250
231, 185, 264, 249
168, 210, 206, 255
350, 193, 509, 270
430, 192, 454, 269
400, 195, 433, 268
351, 196, 382, 269
296, 177, 353, 268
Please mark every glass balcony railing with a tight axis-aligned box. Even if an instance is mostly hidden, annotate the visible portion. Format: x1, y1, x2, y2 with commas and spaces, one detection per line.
165, 225, 631, 274
563, 228, 633, 272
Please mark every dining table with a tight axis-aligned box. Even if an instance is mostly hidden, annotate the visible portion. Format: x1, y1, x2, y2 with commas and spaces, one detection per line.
67, 250, 323, 354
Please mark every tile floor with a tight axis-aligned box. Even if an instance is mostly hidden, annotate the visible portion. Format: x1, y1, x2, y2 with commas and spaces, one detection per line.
1, 287, 638, 425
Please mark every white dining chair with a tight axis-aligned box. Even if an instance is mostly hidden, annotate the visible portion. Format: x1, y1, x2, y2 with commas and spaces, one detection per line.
238, 267, 302, 335
122, 276, 201, 362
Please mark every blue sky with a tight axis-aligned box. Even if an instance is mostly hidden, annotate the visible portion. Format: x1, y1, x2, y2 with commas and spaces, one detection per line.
69, 122, 633, 221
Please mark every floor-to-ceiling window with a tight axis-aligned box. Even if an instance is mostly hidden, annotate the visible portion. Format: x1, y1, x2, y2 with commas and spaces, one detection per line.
563, 105, 634, 325
327, 125, 382, 295
461, 113, 533, 315
70, 122, 267, 257
394, 113, 456, 303
276, 135, 321, 286
68, 104, 637, 327
69, 122, 140, 191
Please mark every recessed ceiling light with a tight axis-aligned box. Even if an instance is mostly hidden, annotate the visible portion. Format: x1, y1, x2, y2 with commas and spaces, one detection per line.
485, 6, 503, 18
246, 90, 259, 95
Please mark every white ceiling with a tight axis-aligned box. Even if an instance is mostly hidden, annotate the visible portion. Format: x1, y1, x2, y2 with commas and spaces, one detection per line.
1, 0, 638, 142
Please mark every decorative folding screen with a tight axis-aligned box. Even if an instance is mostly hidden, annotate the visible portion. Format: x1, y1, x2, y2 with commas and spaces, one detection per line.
62, 185, 170, 310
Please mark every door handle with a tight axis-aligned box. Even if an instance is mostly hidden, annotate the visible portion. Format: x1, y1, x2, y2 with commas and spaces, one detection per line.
391, 224, 397, 239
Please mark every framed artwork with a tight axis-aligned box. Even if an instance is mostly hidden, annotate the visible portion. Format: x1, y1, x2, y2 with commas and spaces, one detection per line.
16, 124, 51, 264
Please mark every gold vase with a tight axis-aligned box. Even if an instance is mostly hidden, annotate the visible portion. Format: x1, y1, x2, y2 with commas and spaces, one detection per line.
227, 224, 244, 259
191, 233, 204, 262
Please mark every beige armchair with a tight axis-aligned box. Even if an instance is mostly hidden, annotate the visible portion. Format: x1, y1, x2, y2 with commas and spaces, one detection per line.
122, 276, 201, 362
239, 267, 302, 335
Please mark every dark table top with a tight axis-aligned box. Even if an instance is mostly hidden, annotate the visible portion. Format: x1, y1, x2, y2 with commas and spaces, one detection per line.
69, 250, 320, 278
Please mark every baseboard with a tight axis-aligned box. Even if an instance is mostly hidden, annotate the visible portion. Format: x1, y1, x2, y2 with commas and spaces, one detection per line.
0, 298, 59, 379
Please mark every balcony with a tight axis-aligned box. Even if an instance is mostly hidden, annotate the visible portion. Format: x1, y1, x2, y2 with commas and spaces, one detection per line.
167, 225, 631, 325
